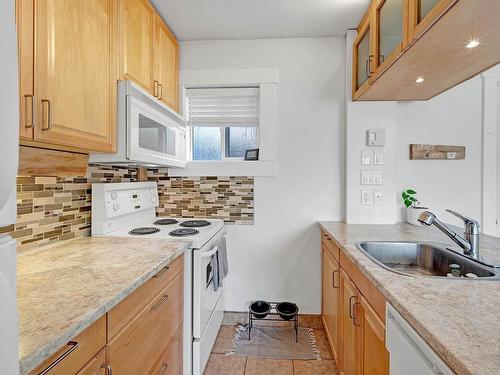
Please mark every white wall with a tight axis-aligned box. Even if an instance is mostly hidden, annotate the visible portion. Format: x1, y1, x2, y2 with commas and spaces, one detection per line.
395, 77, 483, 227
181, 38, 345, 313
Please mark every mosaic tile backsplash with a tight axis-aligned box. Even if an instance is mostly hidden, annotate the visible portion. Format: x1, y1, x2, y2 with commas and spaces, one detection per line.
2, 164, 254, 251
148, 168, 254, 224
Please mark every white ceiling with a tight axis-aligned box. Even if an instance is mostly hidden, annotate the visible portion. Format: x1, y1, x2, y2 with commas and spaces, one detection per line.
150, 0, 370, 41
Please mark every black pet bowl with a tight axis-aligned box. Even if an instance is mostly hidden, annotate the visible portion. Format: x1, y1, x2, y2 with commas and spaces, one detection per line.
276, 302, 298, 321
250, 300, 271, 319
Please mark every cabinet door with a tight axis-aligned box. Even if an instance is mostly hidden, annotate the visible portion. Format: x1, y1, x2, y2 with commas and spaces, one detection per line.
76, 348, 108, 375
352, 12, 375, 100
322, 246, 341, 363
360, 296, 389, 375
408, 0, 457, 39
34, 0, 117, 152
154, 14, 179, 111
374, 0, 407, 75
119, 0, 155, 93
341, 270, 362, 375
150, 324, 183, 375
16, 0, 35, 140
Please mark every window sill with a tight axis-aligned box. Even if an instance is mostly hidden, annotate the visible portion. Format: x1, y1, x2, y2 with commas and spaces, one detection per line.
167, 160, 279, 177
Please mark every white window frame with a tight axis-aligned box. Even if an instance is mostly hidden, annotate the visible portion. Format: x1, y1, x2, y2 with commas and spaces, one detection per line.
172, 69, 279, 177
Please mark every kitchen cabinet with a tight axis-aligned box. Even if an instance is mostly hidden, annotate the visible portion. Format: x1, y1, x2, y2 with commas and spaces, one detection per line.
322, 245, 341, 363
118, 0, 179, 112
352, 12, 375, 100
360, 296, 389, 375
154, 13, 179, 111
76, 349, 109, 375
340, 269, 362, 375
16, 0, 117, 153
321, 230, 388, 375
353, 0, 500, 101
118, 0, 155, 93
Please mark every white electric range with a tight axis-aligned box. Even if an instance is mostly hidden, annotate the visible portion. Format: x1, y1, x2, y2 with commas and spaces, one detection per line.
91, 181, 226, 375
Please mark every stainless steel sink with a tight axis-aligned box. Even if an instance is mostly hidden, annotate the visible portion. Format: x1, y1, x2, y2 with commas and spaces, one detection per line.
356, 241, 499, 279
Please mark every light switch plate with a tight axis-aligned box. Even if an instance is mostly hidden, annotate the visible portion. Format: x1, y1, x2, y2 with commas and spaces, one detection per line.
374, 151, 383, 165
361, 151, 372, 165
361, 190, 373, 205
374, 191, 384, 204
367, 129, 386, 146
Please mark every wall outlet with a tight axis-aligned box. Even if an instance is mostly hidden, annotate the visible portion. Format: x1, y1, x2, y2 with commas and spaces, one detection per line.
374, 191, 384, 204
361, 190, 373, 205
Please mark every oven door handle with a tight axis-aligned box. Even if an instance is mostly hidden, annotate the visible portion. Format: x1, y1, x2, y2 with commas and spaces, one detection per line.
201, 246, 219, 258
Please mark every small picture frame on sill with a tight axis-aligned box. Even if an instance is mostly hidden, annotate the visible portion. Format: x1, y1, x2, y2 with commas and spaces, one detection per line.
244, 148, 259, 161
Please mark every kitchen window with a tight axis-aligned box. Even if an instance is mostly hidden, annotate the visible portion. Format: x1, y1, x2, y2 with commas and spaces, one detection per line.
186, 87, 259, 161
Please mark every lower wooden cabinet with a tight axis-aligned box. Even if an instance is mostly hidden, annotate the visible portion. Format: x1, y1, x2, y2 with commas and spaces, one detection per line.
321, 230, 389, 375
321, 245, 341, 363
76, 349, 108, 375
150, 324, 183, 375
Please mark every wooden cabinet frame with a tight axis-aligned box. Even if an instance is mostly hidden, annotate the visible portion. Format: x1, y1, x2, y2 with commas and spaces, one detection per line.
408, 0, 457, 40
352, 12, 377, 100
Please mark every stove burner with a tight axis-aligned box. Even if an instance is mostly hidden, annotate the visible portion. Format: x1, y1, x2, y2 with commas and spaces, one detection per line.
128, 227, 160, 236
154, 218, 179, 225
169, 228, 200, 237
180, 220, 211, 228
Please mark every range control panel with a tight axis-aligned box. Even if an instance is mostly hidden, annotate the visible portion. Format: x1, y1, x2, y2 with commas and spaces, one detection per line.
105, 185, 158, 217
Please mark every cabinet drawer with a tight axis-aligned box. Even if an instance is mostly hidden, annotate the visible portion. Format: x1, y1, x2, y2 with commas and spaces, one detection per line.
29, 316, 106, 375
108, 254, 183, 339
321, 230, 340, 261
108, 272, 184, 375
150, 324, 183, 375
75, 348, 107, 375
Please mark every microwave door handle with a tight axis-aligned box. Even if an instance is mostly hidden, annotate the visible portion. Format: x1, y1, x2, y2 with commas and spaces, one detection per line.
201, 246, 219, 258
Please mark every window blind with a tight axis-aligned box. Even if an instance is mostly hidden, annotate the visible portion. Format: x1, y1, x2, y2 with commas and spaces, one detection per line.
186, 87, 259, 127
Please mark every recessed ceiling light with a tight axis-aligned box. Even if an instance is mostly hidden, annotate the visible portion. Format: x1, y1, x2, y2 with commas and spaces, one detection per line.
465, 39, 480, 49
415, 77, 424, 84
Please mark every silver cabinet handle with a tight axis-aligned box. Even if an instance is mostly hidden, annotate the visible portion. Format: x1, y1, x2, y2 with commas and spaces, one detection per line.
41, 99, 52, 130
38, 341, 79, 375
153, 80, 159, 97
24, 94, 35, 128
332, 270, 339, 288
101, 364, 113, 375
154, 265, 170, 278
160, 363, 168, 375
151, 294, 169, 310
158, 83, 163, 100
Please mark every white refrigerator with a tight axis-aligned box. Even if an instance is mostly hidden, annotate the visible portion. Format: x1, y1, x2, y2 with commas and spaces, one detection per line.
0, 0, 20, 374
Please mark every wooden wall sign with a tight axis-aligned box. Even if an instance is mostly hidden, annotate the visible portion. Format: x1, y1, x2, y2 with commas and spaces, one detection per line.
409, 144, 465, 160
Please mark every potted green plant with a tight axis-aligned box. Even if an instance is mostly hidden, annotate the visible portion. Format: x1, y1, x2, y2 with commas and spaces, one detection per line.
402, 189, 428, 226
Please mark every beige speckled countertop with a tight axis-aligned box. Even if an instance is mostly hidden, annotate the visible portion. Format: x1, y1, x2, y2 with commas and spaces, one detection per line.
318, 221, 500, 375
17, 236, 190, 375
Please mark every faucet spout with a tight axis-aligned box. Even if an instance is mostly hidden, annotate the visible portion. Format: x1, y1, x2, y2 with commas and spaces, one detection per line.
417, 210, 479, 259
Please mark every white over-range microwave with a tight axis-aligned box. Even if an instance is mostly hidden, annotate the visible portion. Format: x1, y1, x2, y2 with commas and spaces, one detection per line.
90, 80, 186, 168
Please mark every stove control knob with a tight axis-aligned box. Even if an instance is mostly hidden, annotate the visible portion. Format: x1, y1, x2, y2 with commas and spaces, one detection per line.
112, 202, 120, 211
111, 192, 118, 200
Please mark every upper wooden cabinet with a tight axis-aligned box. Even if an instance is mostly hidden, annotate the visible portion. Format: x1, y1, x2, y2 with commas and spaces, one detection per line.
118, 0, 155, 93
352, 12, 375, 99
118, 0, 179, 112
17, 0, 117, 153
353, 0, 500, 101
154, 14, 179, 111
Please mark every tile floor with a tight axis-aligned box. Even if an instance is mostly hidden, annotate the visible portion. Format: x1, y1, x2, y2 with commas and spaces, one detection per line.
204, 315, 339, 375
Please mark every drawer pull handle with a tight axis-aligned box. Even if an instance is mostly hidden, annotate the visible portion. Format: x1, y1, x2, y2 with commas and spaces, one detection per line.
151, 294, 169, 310
101, 364, 113, 375
38, 341, 79, 375
154, 265, 170, 278
158, 83, 163, 100
348, 296, 356, 320
24, 94, 35, 128
160, 363, 168, 375
332, 270, 339, 288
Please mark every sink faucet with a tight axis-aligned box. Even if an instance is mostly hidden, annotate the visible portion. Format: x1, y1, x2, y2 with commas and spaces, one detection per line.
417, 209, 480, 260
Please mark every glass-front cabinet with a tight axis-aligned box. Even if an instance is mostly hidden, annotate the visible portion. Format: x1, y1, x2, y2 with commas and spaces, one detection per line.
375, 0, 406, 75
352, 14, 375, 99
408, 0, 457, 39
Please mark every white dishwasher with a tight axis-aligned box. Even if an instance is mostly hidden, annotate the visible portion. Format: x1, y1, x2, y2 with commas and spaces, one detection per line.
386, 303, 455, 375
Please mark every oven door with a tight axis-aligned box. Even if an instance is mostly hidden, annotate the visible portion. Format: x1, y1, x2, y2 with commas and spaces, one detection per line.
193, 235, 224, 339
126, 94, 186, 167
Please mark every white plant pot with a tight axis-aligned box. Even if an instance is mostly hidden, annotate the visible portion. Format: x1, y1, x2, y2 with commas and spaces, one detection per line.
406, 206, 429, 226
